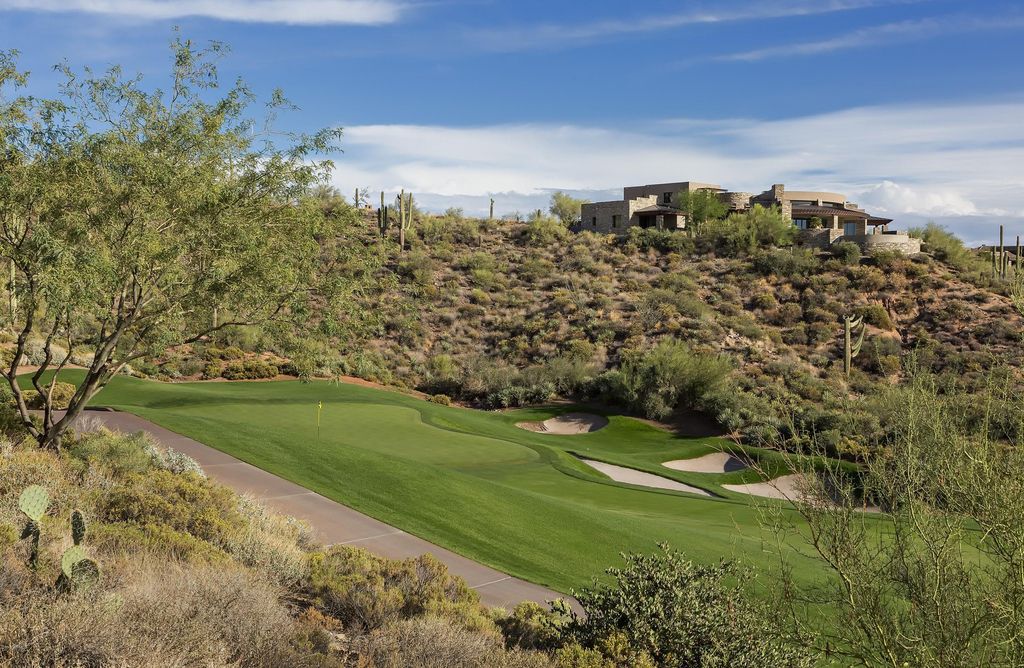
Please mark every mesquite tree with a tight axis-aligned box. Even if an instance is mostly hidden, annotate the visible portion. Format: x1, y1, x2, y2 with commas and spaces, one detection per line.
0, 40, 342, 450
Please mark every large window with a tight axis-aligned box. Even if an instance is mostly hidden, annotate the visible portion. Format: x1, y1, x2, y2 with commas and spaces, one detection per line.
662, 192, 672, 205
844, 222, 858, 236
794, 218, 809, 230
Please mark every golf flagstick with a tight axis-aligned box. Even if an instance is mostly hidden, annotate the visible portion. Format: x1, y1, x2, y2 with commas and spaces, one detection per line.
316, 400, 322, 442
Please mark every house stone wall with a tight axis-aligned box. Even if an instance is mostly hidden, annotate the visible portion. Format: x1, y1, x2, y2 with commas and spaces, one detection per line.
857, 233, 922, 255
581, 200, 629, 234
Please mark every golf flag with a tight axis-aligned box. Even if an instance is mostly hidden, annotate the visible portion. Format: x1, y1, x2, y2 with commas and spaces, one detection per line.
316, 401, 323, 441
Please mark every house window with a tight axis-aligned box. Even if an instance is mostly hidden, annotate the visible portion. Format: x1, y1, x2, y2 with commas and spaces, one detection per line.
662, 192, 672, 205
843, 222, 858, 236
591, 216, 597, 227
612, 214, 620, 228
794, 218, 809, 230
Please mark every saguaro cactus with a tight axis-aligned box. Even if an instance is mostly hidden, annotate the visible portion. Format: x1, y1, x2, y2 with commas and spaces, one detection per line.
843, 314, 865, 376
489, 198, 495, 221
18, 485, 49, 569
398, 189, 414, 252
377, 191, 389, 240
1000, 224, 1006, 280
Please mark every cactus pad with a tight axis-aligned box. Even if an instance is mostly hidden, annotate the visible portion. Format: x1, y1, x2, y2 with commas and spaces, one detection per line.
18, 485, 49, 522
61, 545, 86, 578
71, 509, 87, 545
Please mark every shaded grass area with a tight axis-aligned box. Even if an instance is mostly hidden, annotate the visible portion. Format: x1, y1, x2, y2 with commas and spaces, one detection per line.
38, 372, 843, 594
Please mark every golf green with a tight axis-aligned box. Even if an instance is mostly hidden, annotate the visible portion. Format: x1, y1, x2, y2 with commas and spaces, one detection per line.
74, 374, 826, 593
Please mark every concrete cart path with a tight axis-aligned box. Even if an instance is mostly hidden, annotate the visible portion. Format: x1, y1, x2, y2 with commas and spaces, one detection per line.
70, 409, 569, 610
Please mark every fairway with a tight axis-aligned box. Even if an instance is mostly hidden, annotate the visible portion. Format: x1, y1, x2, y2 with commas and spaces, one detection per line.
82, 374, 825, 593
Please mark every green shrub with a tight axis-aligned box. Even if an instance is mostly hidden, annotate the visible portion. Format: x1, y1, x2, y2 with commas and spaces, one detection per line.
221, 358, 279, 380
567, 544, 810, 667
524, 215, 568, 246
305, 546, 490, 633
702, 204, 796, 256
21, 381, 77, 409
910, 222, 973, 269
752, 248, 820, 278
856, 303, 894, 330
831, 241, 861, 265
626, 227, 695, 254
428, 394, 452, 405
600, 340, 732, 420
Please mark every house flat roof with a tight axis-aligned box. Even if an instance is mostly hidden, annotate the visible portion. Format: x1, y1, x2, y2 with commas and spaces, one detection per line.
792, 205, 870, 219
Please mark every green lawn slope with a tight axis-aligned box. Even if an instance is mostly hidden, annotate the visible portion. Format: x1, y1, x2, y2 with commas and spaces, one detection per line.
72, 374, 834, 593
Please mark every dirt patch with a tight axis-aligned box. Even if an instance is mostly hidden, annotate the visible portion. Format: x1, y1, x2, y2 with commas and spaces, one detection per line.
663, 452, 747, 474
516, 412, 609, 435
578, 458, 713, 497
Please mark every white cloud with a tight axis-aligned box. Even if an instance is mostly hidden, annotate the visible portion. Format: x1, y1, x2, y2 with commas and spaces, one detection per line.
0, 0, 405, 25
469, 0, 923, 52
331, 99, 1024, 237
708, 14, 1024, 62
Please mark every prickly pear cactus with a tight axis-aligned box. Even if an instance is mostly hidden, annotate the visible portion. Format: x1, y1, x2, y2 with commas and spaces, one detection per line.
61, 545, 86, 579
70, 509, 87, 546
18, 485, 49, 522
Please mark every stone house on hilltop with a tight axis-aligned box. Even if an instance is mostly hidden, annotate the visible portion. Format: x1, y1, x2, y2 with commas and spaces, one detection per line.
580, 181, 922, 255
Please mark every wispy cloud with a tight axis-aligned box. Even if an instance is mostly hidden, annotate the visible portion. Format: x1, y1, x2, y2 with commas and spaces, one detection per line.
0, 0, 407, 25
708, 13, 1024, 62
469, 0, 926, 52
332, 99, 1024, 243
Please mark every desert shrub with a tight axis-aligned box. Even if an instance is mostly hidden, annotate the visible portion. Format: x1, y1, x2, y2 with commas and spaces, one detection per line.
751, 292, 777, 310
499, 601, 571, 652
68, 429, 159, 476
910, 222, 973, 270
856, 303, 894, 330
702, 205, 796, 256
600, 340, 732, 420
526, 216, 568, 246
0, 564, 327, 667
305, 546, 491, 633
21, 381, 77, 409
356, 617, 550, 668
566, 544, 809, 668
221, 358, 279, 380
831, 241, 862, 265
626, 227, 695, 254
773, 302, 804, 326
339, 351, 394, 385
752, 248, 819, 278
96, 469, 245, 545
428, 394, 452, 405
398, 251, 437, 287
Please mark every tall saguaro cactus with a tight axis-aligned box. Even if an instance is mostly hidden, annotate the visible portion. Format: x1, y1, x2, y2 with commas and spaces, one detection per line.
1000, 224, 1007, 280
843, 314, 865, 376
377, 191, 389, 241
398, 189, 414, 252
489, 198, 495, 221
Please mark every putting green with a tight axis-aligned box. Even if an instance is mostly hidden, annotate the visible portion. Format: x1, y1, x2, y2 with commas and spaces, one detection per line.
69, 374, 827, 593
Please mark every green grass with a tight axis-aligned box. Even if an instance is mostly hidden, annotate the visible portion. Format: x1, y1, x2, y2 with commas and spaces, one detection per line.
59, 373, 838, 594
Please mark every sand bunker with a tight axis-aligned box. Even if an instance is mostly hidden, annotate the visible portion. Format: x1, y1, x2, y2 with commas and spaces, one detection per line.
517, 412, 609, 435
663, 452, 747, 474
722, 474, 809, 501
578, 458, 713, 497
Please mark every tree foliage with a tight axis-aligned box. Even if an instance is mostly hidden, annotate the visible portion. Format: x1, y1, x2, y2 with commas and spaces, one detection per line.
672, 189, 727, 235
768, 370, 1024, 667
702, 204, 796, 256
0, 39, 345, 449
549, 191, 589, 228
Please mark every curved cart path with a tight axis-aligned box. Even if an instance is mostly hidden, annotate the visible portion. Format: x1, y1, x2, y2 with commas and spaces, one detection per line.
67, 409, 571, 611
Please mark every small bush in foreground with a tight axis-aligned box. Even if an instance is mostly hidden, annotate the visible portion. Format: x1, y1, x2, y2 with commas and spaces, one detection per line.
566, 544, 810, 668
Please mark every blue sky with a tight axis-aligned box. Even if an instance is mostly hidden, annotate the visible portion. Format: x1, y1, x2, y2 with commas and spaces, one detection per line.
0, 0, 1022, 244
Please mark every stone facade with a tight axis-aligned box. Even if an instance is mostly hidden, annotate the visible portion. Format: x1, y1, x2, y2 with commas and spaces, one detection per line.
580, 179, 920, 256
